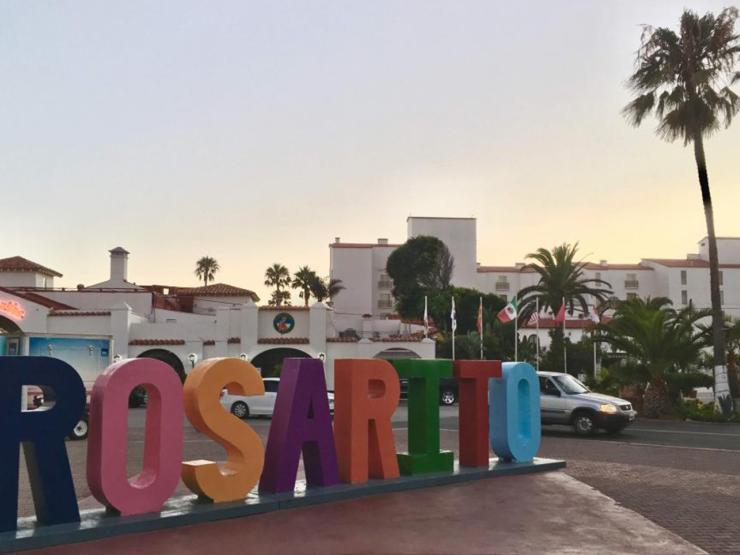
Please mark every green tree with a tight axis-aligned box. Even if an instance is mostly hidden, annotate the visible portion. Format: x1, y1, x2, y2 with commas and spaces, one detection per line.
264, 263, 291, 306
623, 8, 740, 416
386, 236, 454, 314
599, 297, 710, 417
292, 266, 318, 307
194, 256, 220, 287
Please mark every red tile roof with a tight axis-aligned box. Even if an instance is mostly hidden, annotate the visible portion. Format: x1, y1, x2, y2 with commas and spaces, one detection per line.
477, 266, 533, 273
203, 339, 216, 346
0, 287, 76, 310
327, 336, 359, 343
583, 263, 651, 271
129, 339, 186, 346
372, 334, 424, 342
49, 310, 111, 317
227, 337, 241, 344
258, 337, 310, 345
171, 283, 259, 301
521, 318, 610, 330
0, 256, 62, 277
259, 305, 311, 311
644, 258, 740, 269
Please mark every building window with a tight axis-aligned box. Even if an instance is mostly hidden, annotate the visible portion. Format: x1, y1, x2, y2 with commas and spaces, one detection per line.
625, 273, 639, 289
378, 293, 393, 309
495, 276, 510, 291
378, 273, 392, 289
680, 270, 687, 285
681, 290, 688, 305
626, 293, 638, 300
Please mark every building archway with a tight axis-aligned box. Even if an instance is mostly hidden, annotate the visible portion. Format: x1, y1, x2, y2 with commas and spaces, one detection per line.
136, 349, 186, 382
373, 347, 422, 361
251, 348, 311, 378
0, 316, 22, 356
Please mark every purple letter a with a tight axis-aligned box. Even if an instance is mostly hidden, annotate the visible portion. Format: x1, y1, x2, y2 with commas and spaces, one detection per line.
259, 358, 339, 493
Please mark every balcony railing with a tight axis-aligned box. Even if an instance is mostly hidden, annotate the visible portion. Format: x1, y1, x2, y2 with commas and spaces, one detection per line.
378, 280, 393, 289
377, 299, 394, 309
495, 282, 510, 291
624, 280, 639, 289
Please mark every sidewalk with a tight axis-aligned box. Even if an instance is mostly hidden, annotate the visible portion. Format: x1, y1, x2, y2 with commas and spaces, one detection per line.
26, 472, 704, 555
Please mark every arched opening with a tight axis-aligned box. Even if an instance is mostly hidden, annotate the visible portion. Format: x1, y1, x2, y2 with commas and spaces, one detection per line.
251, 348, 311, 378
0, 315, 22, 356
136, 349, 186, 381
373, 347, 421, 361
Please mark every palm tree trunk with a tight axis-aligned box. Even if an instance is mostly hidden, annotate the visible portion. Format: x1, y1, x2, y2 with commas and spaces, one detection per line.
693, 133, 734, 417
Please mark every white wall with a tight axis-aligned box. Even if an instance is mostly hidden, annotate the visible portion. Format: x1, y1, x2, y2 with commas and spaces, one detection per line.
330, 246, 374, 317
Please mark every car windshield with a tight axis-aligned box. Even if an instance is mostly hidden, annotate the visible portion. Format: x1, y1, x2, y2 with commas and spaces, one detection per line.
552, 374, 590, 395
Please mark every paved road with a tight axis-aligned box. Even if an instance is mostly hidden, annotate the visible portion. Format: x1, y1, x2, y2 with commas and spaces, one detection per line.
15, 405, 740, 554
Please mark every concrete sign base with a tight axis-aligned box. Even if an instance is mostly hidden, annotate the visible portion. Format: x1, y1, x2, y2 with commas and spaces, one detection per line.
1, 457, 564, 554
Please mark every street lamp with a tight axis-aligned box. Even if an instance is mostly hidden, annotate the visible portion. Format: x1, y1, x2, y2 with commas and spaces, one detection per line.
113, 354, 122, 363
188, 353, 198, 369
239, 353, 249, 361
317, 352, 326, 361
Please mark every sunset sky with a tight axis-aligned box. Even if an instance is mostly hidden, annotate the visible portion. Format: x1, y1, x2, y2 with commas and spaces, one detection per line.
2, 1, 739, 302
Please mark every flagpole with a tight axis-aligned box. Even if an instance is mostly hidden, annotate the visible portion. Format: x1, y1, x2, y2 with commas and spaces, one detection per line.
451, 296, 456, 361
423, 296, 428, 339
535, 297, 540, 371
479, 296, 484, 360
514, 293, 518, 362
563, 298, 567, 374
593, 329, 597, 378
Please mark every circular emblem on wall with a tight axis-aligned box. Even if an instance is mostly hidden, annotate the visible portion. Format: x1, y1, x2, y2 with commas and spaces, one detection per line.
273, 312, 295, 335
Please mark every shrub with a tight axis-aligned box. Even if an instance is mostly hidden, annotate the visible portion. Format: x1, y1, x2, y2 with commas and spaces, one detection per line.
678, 399, 740, 422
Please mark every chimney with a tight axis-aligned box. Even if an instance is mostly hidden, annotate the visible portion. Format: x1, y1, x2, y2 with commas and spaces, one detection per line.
378, 238, 388, 245
109, 247, 130, 282
334, 237, 341, 244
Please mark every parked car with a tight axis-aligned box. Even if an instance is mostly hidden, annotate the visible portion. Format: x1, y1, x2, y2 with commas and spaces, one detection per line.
220, 377, 335, 419
32, 393, 89, 440
399, 377, 459, 406
538, 371, 637, 436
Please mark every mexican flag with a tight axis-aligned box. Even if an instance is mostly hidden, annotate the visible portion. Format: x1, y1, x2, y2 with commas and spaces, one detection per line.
497, 298, 518, 323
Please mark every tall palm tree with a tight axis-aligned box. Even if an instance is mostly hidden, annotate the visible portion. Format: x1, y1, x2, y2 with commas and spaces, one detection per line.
599, 297, 710, 417
623, 8, 739, 416
264, 263, 291, 306
309, 275, 329, 302
517, 243, 613, 322
194, 256, 220, 287
292, 266, 318, 307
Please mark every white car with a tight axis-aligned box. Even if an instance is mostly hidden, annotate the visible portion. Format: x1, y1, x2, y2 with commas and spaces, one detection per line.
220, 377, 334, 419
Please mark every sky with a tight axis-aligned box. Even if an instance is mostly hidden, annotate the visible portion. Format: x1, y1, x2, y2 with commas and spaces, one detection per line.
2, 1, 739, 302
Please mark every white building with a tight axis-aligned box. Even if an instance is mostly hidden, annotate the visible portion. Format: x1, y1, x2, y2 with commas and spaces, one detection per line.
0, 248, 433, 391
331, 217, 740, 347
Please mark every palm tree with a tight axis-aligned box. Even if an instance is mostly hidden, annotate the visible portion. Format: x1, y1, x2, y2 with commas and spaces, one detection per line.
264, 264, 291, 306
327, 278, 345, 303
518, 243, 613, 322
194, 256, 220, 287
309, 275, 329, 302
599, 297, 710, 417
292, 266, 318, 307
623, 8, 740, 416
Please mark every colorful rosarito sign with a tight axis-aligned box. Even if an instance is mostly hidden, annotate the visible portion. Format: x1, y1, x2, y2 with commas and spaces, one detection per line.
0, 356, 541, 532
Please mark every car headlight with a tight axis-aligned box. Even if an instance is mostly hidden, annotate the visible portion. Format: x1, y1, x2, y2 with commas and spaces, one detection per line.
599, 404, 618, 414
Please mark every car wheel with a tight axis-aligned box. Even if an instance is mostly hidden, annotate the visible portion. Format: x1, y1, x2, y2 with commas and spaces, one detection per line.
440, 389, 457, 406
69, 417, 89, 441
231, 401, 249, 419
573, 412, 596, 436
